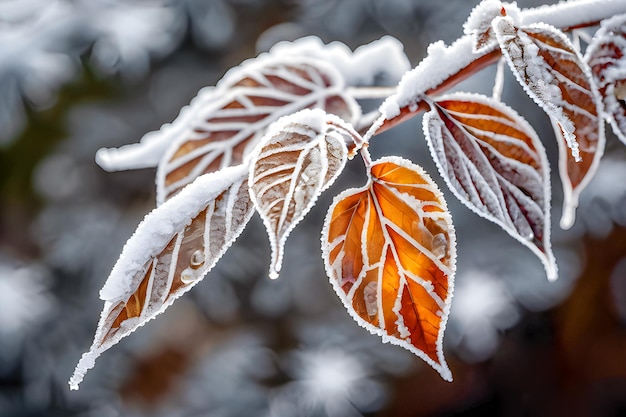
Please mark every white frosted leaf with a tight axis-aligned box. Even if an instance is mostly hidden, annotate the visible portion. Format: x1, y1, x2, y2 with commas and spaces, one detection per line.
69, 163, 254, 390
494, 17, 605, 229
322, 156, 456, 382
424, 92, 557, 281
249, 108, 361, 279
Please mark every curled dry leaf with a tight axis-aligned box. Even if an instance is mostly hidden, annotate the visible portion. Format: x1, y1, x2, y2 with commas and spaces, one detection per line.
156, 56, 360, 204
424, 93, 557, 280
586, 14, 626, 144
250, 109, 361, 279
493, 17, 605, 229
322, 156, 456, 381
70, 164, 254, 390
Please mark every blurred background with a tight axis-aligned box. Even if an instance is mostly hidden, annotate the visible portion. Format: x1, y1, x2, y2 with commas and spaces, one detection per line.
1, 0, 626, 416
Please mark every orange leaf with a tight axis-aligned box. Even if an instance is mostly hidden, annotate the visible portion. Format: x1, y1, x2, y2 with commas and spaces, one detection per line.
250, 109, 361, 279
494, 17, 605, 229
156, 57, 360, 204
322, 157, 456, 381
586, 15, 626, 145
70, 164, 254, 389
424, 93, 557, 280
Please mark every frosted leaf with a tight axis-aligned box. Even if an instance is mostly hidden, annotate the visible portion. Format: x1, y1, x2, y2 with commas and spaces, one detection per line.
586, 14, 626, 145
249, 108, 361, 279
322, 156, 456, 382
97, 37, 409, 203
70, 163, 254, 390
423, 93, 557, 281
494, 17, 605, 229
154, 55, 360, 204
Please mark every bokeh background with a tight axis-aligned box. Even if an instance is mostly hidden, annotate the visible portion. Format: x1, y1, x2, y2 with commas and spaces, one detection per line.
1, 0, 626, 416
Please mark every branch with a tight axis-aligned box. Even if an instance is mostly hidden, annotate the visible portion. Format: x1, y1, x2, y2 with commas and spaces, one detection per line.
368, 0, 626, 139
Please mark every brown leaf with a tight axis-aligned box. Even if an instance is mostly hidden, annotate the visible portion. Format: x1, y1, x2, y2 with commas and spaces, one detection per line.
250, 109, 361, 279
494, 17, 605, 229
586, 14, 626, 144
70, 164, 254, 389
322, 156, 456, 381
156, 57, 360, 204
424, 92, 557, 280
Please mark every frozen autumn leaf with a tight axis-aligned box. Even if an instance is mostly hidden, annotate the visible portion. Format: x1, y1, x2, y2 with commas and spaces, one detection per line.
322, 156, 456, 381
250, 109, 361, 279
493, 16, 605, 229
155, 56, 360, 204
69, 164, 254, 390
423, 93, 557, 281
586, 14, 626, 145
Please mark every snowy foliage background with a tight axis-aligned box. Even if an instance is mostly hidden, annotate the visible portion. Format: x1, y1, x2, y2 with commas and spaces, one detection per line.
1, 0, 626, 416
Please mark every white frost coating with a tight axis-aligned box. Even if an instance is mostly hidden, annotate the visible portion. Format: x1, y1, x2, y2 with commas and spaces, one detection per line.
268, 36, 410, 87
95, 87, 216, 171
321, 156, 457, 382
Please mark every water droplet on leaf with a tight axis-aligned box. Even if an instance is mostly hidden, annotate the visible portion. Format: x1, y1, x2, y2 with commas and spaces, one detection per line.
190, 249, 205, 268
364, 281, 378, 316
431, 233, 448, 259
181, 267, 196, 284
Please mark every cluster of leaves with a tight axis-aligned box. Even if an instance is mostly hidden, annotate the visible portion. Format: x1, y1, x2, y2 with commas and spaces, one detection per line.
70, 0, 626, 388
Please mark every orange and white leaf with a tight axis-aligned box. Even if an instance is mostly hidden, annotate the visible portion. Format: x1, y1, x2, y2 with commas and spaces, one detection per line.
586, 14, 626, 144
155, 56, 360, 204
493, 17, 605, 229
322, 156, 456, 381
424, 93, 557, 281
250, 109, 361, 279
69, 164, 254, 390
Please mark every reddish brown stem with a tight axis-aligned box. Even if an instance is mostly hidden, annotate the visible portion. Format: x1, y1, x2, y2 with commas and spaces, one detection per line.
371, 13, 617, 138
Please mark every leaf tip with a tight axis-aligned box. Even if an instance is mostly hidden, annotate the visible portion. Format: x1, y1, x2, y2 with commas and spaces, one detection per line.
440, 366, 453, 382
68, 350, 98, 391
269, 270, 280, 280
560, 205, 576, 230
